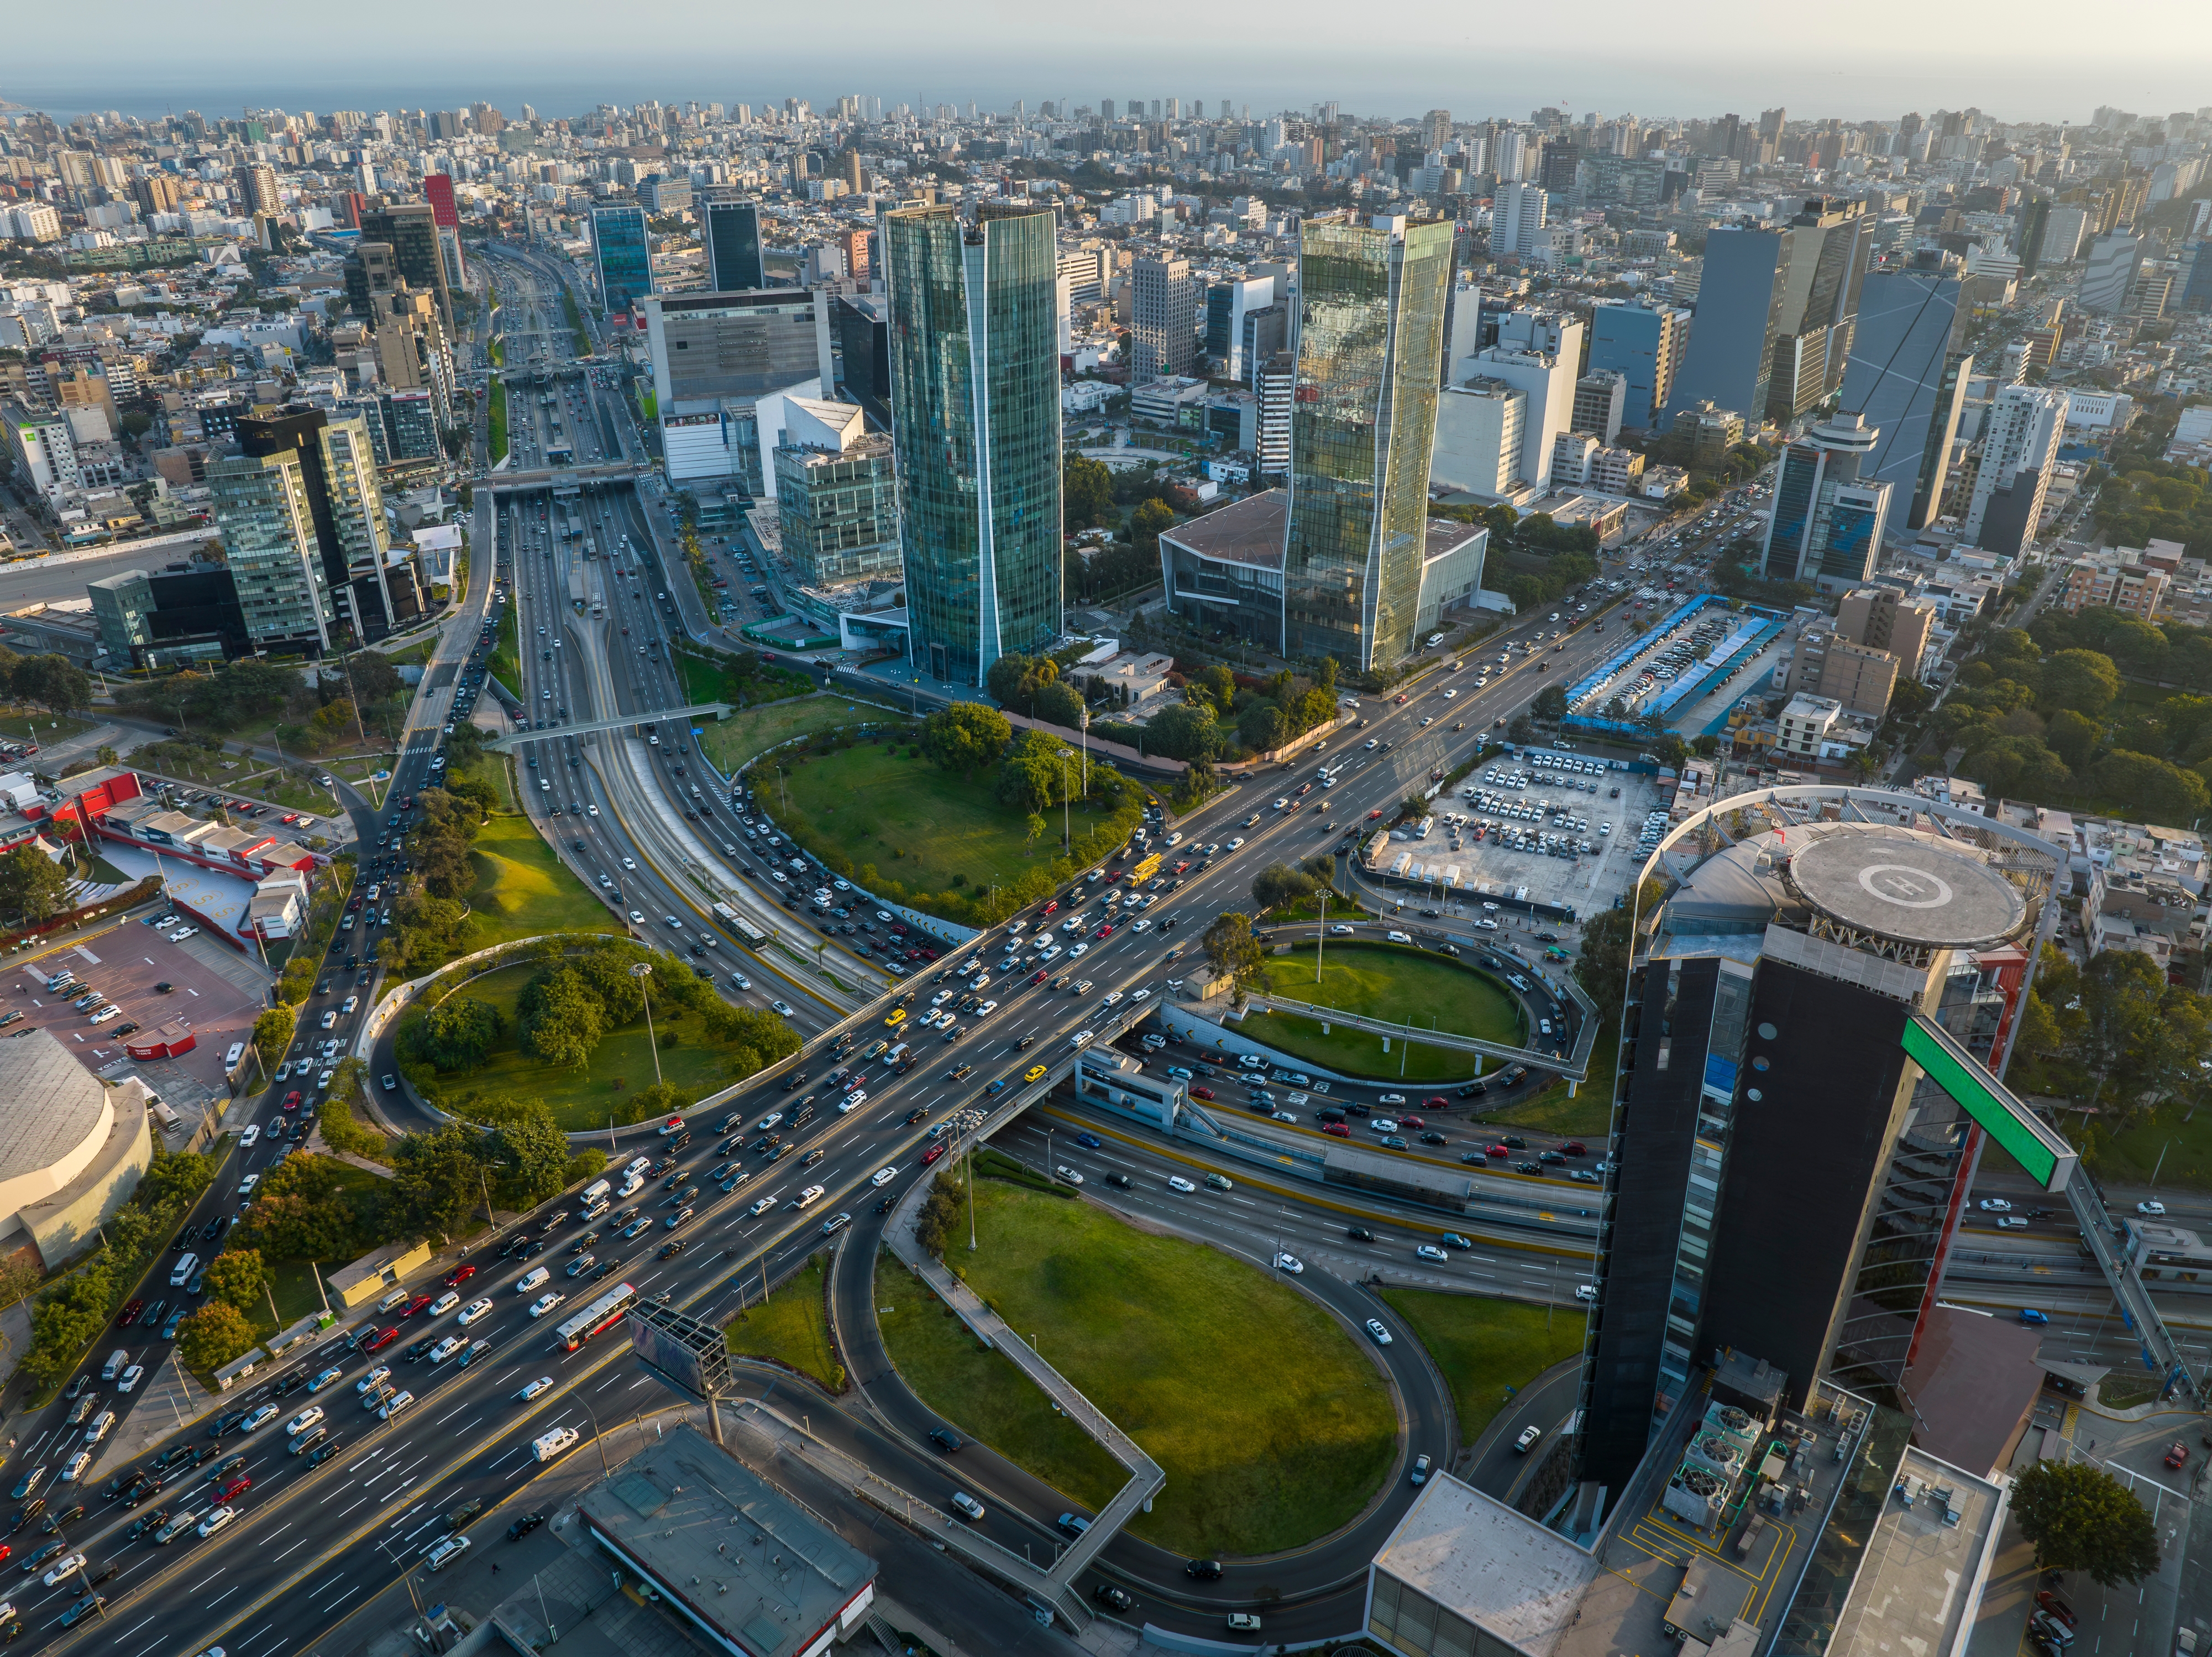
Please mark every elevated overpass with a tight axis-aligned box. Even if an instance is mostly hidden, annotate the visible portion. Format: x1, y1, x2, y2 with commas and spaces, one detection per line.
483, 702, 733, 753
482, 462, 651, 492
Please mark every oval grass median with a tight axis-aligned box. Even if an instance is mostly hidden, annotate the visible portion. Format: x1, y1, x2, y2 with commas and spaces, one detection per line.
877, 1177, 1397, 1557
1233, 940, 1527, 1083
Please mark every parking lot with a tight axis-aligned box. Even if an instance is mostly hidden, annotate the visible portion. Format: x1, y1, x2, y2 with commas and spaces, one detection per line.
8, 913, 266, 1091
1370, 750, 1671, 919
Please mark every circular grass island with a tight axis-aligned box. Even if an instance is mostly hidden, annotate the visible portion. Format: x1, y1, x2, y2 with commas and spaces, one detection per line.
1235, 940, 1527, 1083
875, 1177, 1397, 1557
394, 959, 763, 1131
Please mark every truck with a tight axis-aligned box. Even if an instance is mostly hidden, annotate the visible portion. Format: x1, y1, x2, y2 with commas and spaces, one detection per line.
1130, 852, 1163, 884
532, 1426, 580, 1463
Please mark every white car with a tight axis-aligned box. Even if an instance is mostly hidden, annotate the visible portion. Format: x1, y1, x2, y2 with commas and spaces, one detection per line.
238, 1173, 260, 1199
118, 1364, 144, 1392
517, 1376, 554, 1401
1977, 1198, 2012, 1213
1416, 1244, 1449, 1263
1365, 1319, 1394, 1346
170, 927, 199, 940
40, 1553, 87, 1587
869, 1166, 899, 1187
1166, 1175, 1197, 1194
1226, 837, 1245, 849
429, 1291, 461, 1316
1055, 1165, 1085, 1186
2138, 1200, 2168, 1216
1330, 924, 1355, 935
197, 1507, 238, 1539
949, 1491, 986, 1521
530, 1293, 566, 1319
1273, 1253, 1304, 1274
771, 1001, 795, 1017
357, 1366, 392, 1395
286, 1406, 325, 1436
628, 911, 646, 924
239, 1124, 260, 1148
621, 858, 636, 871
1068, 942, 1089, 958
458, 1298, 495, 1326
1372, 1118, 1401, 1134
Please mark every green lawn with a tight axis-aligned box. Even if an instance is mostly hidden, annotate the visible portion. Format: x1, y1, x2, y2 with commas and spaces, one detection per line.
877, 1250, 1126, 1515
1377, 1289, 1586, 1446
464, 812, 615, 948
903, 1181, 1397, 1556
488, 378, 509, 465
725, 1256, 842, 1391
1483, 1020, 1618, 1138
695, 692, 906, 776
2089, 1106, 2212, 1193
401, 960, 749, 1130
1235, 943, 1526, 1083
0, 710, 97, 744
770, 744, 1123, 899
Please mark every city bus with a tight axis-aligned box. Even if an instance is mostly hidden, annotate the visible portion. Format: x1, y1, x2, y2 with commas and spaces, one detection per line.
554, 1282, 636, 1352
713, 902, 768, 948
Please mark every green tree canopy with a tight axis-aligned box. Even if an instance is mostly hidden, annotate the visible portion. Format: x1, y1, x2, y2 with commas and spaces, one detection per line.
1202, 911, 1269, 999
408, 995, 506, 1071
390, 1122, 493, 1240
1143, 701, 1220, 762
0, 844, 70, 924
1062, 454, 1114, 532
920, 702, 1012, 778
2011, 1460, 2161, 1587
1251, 862, 1317, 912
517, 964, 607, 1069
490, 1110, 574, 1208
2038, 649, 2124, 718
202, 1247, 272, 1314
178, 1302, 258, 1374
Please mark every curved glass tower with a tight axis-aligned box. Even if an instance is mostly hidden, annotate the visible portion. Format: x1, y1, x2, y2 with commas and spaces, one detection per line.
884, 204, 1062, 687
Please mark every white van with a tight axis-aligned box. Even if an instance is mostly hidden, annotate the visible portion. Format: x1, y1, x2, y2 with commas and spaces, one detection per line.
377, 1287, 412, 1314
170, 1252, 199, 1288
518, 1267, 552, 1293
379, 1390, 416, 1420
101, 1349, 129, 1381
426, 1535, 470, 1572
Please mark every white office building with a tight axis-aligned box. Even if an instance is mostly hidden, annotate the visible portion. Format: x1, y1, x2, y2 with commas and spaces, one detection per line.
1962, 384, 2068, 548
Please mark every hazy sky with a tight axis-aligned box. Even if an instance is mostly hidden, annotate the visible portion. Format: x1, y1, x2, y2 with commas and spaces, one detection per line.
11, 0, 2212, 126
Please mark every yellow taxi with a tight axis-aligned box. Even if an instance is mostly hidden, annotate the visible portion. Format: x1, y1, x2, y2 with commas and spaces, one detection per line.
884, 1008, 907, 1027
1023, 1064, 1047, 1084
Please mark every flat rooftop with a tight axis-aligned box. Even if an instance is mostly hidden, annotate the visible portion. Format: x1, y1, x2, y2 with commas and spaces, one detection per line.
1785, 826, 2026, 949
1825, 1446, 2004, 1657
1371, 1473, 1601, 1657
576, 1424, 876, 1657
1160, 488, 1286, 569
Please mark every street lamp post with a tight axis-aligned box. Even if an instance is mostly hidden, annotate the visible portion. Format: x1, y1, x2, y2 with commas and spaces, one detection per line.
631, 963, 662, 1087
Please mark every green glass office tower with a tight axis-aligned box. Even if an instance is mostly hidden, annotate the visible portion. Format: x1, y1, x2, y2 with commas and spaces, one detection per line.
592, 205, 654, 316
884, 204, 1062, 687
1282, 216, 1455, 673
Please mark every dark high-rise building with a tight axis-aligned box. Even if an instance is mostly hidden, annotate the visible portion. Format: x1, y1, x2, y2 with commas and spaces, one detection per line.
702, 199, 766, 292
1836, 271, 1973, 530
87, 564, 253, 666
1760, 413, 1892, 590
1665, 198, 1868, 428
344, 241, 400, 315
882, 202, 1062, 686
1577, 805, 2074, 1494
833, 292, 891, 428
357, 202, 452, 326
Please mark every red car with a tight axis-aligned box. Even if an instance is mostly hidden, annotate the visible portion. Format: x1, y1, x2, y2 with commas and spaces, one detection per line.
2166, 1442, 2189, 1469
921, 1142, 947, 1167
117, 1298, 144, 1327
282, 1090, 303, 1112
361, 1326, 399, 1353
2036, 1592, 2075, 1628
1367, 808, 1384, 820
1041, 901, 1059, 916
1190, 1086, 1215, 1101
400, 1295, 432, 1318
215, 1477, 251, 1504
1422, 1096, 1449, 1110
1322, 1123, 1351, 1138
444, 1264, 476, 1289
1173, 860, 1192, 874
1031, 970, 1048, 985
1486, 1144, 1510, 1158
1097, 925, 1115, 940
1563, 1141, 1589, 1157
1105, 870, 1123, 883
1400, 1115, 1427, 1128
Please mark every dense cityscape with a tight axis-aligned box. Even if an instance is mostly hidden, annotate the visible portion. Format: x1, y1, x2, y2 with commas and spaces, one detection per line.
0, 67, 2205, 1657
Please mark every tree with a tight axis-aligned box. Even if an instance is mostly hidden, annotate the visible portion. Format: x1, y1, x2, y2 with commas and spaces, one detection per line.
1143, 701, 1220, 761
177, 1303, 258, 1374
994, 728, 1068, 816
2089, 750, 2210, 824
1192, 664, 1236, 713
444, 723, 488, 771
11, 653, 91, 712
0, 843, 70, 923
1063, 454, 1115, 532
252, 1005, 297, 1067
1531, 684, 1570, 723
2045, 707, 2101, 773
1130, 497, 1175, 550
409, 995, 506, 1071
1236, 699, 1287, 753
1202, 911, 1269, 999
391, 1123, 492, 1239
244, 1154, 366, 1260
920, 702, 1012, 779
202, 1248, 272, 1314
2038, 649, 2124, 718
2011, 1460, 2161, 1587
1649, 734, 1690, 770
1251, 862, 1316, 913
137, 1149, 216, 1209
490, 1110, 574, 1208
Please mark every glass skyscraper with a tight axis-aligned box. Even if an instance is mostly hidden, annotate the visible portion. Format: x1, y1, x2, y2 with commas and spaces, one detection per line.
1281, 215, 1454, 673
883, 203, 1062, 687
1837, 271, 1973, 530
592, 205, 654, 315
